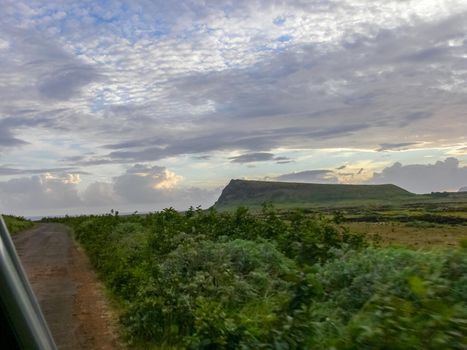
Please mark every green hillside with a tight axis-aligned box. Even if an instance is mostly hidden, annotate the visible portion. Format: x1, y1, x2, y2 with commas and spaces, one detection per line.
214, 179, 415, 208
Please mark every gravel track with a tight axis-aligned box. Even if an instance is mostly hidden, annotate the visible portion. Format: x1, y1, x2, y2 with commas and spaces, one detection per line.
13, 223, 123, 350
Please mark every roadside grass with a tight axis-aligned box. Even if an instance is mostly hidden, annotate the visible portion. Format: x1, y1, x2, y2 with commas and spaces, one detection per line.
2, 215, 34, 235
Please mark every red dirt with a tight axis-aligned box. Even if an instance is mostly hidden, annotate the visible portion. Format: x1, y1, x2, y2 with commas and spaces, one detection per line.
13, 223, 124, 350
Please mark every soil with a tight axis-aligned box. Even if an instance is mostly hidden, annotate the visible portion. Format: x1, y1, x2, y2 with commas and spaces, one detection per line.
13, 223, 124, 350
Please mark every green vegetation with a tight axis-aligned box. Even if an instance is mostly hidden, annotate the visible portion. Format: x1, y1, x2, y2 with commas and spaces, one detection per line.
2, 215, 34, 234
46, 206, 467, 349
214, 180, 415, 209
213, 179, 467, 211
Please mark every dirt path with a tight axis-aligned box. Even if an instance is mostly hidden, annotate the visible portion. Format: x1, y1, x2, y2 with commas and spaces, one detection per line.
13, 223, 123, 350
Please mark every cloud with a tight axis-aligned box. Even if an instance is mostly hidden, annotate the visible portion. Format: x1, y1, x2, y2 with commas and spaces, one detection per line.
0, 173, 82, 213
2, 0, 465, 165
229, 152, 291, 164
112, 164, 179, 203
81, 182, 117, 207
377, 142, 419, 152
101, 164, 220, 210
272, 170, 338, 183
0, 164, 220, 215
230, 152, 275, 163
0, 128, 28, 147
0, 166, 87, 176
369, 157, 467, 193
274, 156, 293, 164
37, 64, 99, 101
1, 1, 467, 214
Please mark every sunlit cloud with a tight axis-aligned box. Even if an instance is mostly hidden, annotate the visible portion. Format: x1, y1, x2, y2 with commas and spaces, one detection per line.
153, 170, 183, 190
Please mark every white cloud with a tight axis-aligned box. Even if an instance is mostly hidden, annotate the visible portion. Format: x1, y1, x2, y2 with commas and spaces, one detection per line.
81, 181, 117, 207
0, 173, 82, 214
369, 157, 467, 193
0, 165, 219, 215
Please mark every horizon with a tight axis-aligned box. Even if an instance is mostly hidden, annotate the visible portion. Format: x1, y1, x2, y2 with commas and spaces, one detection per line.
6, 179, 466, 218
1, 1, 467, 216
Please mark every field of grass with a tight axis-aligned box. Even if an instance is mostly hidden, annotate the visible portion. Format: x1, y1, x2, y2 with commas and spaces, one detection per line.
216, 187, 467, 249
2, 215, 34, 235
45, 206, 467, 349
345, 222, 467, 248
318, 198, 467, 248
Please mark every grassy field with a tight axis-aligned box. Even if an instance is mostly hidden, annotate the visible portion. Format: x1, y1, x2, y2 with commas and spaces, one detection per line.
331, 198, 467, 248
212, 180, 467, 249
2, 215, 34, 235
345, 222, 467, 248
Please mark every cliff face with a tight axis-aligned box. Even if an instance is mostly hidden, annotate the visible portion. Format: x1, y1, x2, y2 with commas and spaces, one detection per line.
214, 179, 414, 207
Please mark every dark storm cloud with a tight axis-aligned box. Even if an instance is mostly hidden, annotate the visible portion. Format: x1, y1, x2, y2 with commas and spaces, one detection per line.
273, 170, 337, 183
369, 157, 467, 193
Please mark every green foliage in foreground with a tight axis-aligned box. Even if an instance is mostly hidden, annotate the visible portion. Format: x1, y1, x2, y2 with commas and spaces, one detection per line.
47, 207, 467, 349
2, 215, 34, 234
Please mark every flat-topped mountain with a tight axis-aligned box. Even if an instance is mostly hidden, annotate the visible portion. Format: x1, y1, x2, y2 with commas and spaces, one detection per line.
214, 179, 415, 208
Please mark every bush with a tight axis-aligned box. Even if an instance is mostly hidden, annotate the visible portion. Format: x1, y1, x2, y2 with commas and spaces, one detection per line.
2, 215, 34, 234
310, 248, 467, 349
48, 208, 466, 349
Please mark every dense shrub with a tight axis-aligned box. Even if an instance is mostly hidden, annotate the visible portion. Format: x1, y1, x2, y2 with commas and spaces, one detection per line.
50, 207, 467, 349
308, 248, 467, 348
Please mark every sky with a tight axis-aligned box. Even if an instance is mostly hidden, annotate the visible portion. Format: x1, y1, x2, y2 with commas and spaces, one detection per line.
1, 0, 467, 216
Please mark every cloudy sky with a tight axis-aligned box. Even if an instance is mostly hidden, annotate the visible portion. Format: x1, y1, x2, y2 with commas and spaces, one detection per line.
1, 0, 467, 216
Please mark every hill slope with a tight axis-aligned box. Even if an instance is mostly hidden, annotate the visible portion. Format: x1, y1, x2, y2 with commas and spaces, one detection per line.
214, 179, 415, 208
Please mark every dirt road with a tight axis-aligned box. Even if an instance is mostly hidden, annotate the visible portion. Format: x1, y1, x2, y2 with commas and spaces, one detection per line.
13, 224, 123, 350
